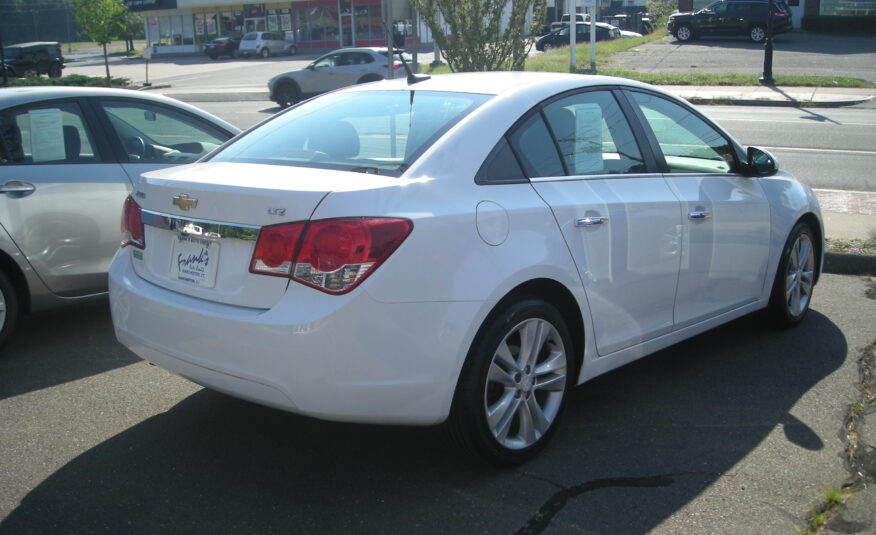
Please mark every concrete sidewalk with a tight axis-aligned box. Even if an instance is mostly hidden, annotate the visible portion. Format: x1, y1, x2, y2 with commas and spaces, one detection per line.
154, 83, 875, 108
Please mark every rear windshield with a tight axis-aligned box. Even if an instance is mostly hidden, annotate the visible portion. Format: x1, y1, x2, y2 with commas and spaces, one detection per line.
210, 90, 492, 176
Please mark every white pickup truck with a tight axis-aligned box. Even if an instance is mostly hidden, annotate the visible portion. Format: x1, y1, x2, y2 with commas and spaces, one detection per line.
550, 13, 591, 32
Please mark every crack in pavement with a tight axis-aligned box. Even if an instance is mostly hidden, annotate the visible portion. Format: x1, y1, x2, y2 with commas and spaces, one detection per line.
512, 473, 711, 535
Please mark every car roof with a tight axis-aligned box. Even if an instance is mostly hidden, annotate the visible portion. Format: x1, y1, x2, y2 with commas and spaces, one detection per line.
0, 86, 240, 133
341, 71, 673, 101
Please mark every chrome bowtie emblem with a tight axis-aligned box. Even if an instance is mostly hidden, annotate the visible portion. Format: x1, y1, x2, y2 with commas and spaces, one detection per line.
172, 194, 198, 211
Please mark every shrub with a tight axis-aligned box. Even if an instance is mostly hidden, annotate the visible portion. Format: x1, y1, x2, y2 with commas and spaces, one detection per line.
4, 74, 130, 87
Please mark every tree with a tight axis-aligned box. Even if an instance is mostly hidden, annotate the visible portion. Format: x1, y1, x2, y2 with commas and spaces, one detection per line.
71, 0, 126, 84
647, 0, 678, 26
410, 0, 547, 72
118, 11, 144, 53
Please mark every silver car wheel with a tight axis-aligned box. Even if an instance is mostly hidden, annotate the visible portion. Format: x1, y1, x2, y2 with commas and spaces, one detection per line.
676, 25, 692, 41
484, 317, 567, 450
750, 25, 766, 42
784, 232, 815, 317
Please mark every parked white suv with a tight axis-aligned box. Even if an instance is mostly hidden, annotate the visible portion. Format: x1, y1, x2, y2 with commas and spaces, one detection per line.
237, 31, 297, 58
550, 13, 591, 31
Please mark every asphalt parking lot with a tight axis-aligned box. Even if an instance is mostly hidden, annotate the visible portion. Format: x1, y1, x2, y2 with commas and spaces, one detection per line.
1, 274, 874, 534
609, 31, 876, 84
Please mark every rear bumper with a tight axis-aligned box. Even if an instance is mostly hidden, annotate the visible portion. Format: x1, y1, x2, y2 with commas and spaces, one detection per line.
109, 249, 481, 425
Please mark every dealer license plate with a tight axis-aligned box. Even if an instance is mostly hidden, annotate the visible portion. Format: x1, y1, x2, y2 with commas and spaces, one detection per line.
170, 234, 220, 288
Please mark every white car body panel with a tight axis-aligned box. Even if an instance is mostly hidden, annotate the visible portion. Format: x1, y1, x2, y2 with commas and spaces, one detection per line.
109, 73, 823, 426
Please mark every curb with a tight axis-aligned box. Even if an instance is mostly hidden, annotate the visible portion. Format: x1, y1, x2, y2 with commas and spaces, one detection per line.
685, 96, 874, 108
824, 253, 876, 276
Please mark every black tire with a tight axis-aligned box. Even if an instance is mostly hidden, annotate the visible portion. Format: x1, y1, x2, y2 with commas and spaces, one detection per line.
275, 82, 300, 109
767, 222, 817, 327
749, 23, 767, 43
445, 298, 576, 465
287, 45, 297, 56
260, 47, 270, 58
674, 23, 694, 42
208, 54, 218, 60
0, 270, 20, 351
542, 43, 554, 52
48, 62, 62, 78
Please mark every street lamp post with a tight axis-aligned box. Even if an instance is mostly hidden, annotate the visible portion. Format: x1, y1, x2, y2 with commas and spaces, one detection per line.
0, 30, 8, 88
759, 0, 775, 85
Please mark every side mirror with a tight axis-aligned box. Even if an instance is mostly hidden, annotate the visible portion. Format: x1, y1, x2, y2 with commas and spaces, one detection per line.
746, 146, 778, 176
307, 64, 315, 71
143, 111, 157, 122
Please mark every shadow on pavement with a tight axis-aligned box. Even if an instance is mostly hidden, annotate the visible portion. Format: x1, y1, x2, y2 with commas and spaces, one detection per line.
0, 300, 139, 401
0, 311, 846, 534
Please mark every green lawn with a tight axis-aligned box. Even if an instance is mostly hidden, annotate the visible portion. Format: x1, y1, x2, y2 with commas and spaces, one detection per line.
426, 31, 873, 88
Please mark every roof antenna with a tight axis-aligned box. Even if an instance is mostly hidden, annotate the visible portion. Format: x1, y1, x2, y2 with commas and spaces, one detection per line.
383, 20, 430, 85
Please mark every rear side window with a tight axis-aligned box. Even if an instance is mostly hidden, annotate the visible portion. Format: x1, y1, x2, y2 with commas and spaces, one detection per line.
211, 90, 492, 177
507, 113, 565, 178
0, 101, 99, 165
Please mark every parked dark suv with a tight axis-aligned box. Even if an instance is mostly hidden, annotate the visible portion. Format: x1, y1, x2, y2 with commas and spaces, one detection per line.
1, 42, 64, 78
667, 0, 792, 43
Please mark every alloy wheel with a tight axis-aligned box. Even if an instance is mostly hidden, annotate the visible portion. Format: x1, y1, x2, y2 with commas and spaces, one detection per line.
483, 317, 568, 450
676, 25, 692, 41
750, 25, 766, 42
784, 232, 815, 318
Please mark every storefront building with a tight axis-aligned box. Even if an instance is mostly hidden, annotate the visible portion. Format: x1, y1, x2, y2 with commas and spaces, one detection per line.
124, 0, 422, 55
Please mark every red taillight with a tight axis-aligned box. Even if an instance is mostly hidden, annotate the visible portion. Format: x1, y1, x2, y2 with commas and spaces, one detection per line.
249, 217, 413, 294
249, 222, 306, 276
393, 64, 401, 70
121, 195, 145, 249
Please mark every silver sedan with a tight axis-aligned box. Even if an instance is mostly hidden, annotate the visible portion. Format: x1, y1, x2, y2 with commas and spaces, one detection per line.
0, 87, 239, 350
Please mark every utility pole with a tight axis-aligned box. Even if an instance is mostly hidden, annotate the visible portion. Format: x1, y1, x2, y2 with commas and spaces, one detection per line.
569, 0, 576, 72
1, 30, 8, 87
385, 0, 394, 79
589, 0, 597, 71
759, 0, 775, 85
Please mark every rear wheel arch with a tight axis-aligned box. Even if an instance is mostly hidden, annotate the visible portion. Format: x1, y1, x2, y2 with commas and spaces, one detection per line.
464, 278, 586, 392
444, 278, 585, 464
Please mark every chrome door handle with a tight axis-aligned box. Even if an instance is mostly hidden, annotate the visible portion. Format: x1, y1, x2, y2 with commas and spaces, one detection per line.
0, 181, 36, 195
688, 210, 711, 220
575, 216, 609, 227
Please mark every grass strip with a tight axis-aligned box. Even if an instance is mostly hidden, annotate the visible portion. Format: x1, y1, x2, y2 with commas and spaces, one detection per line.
427, 31, 873, 88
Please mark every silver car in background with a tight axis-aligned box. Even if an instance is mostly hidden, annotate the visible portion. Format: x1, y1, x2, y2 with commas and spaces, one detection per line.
268, 47, 412, 108
237, 31, 297, 58
0, 87, 239, 350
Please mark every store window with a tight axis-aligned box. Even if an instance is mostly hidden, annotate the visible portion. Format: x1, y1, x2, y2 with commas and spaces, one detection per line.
148, 14, 195, 46
355, 4, 382, 41
295, 6, 340, 43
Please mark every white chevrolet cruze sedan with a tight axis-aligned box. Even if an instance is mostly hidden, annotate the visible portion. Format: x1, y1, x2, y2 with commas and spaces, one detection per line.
109, 72, 822, 465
